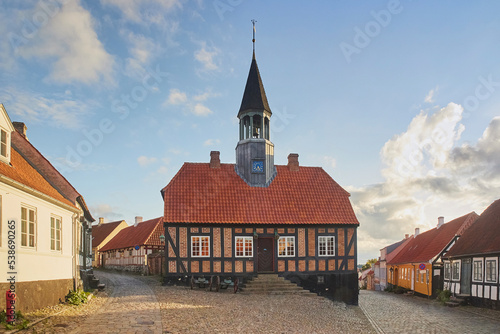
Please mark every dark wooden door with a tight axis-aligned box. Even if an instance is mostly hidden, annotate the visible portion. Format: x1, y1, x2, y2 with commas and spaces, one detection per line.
258, 238, 274, 272
460, 258, 472, 295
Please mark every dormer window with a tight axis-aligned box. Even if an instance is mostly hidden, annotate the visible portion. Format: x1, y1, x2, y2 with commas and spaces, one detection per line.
1, 129, 7, 158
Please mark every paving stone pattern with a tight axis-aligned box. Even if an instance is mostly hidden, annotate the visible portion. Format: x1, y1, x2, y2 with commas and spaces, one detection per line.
359, 290, 500, 334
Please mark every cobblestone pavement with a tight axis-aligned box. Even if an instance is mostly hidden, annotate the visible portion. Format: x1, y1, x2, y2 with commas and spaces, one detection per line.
23, 271, 163, 334
359, 290, 500, 334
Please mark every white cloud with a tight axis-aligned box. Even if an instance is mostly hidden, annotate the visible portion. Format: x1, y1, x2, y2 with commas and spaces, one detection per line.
163, 88, 214, 116
89, 203, 124, 221
194, 43, 219, 71
101, 0, 181, 24
137, 155, 158, 167
15, 0, 115, 85
203, 139, 221, 146
165, 89, 188, 105
424, 86, 438, 103
0, 88, 92, 129
352, 102, 497, 262
193, 103, 213, 116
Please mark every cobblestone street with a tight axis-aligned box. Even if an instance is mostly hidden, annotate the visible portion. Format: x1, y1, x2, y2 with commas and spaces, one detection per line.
359, 290, 500, 334
18, 272, 500, 333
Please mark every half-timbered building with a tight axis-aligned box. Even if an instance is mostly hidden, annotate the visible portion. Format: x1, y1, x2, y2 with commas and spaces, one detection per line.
443, 199, 500, 307
161, 50, 360, 304
387, 212, 478, 297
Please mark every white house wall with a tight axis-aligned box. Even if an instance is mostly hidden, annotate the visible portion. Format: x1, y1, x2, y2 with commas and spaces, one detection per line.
0, 182, 75, 282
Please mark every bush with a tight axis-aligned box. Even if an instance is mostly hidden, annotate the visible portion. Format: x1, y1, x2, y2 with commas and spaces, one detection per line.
393, 286, 407, 294
0, 310, 29, 330
65, 290, 92, 306
436, 289, 451, 305
384, 285, 393, 292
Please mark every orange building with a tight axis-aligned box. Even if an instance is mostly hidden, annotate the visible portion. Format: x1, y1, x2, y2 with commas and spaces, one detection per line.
387, 212, 478, 296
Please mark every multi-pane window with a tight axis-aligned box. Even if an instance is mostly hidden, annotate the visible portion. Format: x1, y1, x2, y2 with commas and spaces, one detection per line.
191, 236, 210, 257
1, 129, 7, 158
452, 261, 460, 280
486, 259, 497, 282
444, 262, 451, 280
473, 260, 483, 282
235, 237, 253, 257
278, 236, 295, 257
50, 216, 62, 251
318, 236, 335, 256
21, 206, 36, 247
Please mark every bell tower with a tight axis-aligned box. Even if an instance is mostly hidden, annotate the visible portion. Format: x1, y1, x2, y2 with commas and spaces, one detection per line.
235, 21, 276, 187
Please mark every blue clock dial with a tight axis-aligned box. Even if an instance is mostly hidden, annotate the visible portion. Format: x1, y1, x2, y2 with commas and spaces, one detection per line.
252, 160, 264, 173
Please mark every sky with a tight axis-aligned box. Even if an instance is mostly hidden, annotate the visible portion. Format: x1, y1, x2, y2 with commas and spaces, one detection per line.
1, 0, 499, 264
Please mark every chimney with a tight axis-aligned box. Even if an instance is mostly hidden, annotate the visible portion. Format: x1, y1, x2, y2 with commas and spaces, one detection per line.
405, 234, 409, 239
13, 122, 28, 140
99, 217, 104, 225
287, 153, 299, 171
210, 151, 220, 168
437, 216, 444, 228
134, 216, 143, 227
415, 227, 420, 236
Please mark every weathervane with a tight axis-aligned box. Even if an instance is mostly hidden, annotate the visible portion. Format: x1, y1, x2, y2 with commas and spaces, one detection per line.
251, 19, 257, 52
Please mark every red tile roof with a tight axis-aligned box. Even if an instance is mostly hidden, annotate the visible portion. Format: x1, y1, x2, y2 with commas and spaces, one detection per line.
388, 212, 478, 265
445, 199, 500, 257
162, 163, 359, 225
99, 217, 163, 252
0, 148, 76, 209
92, 221, 127, 247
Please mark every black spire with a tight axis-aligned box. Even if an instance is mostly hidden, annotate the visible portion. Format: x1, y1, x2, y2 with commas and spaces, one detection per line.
238, 43, 271, 117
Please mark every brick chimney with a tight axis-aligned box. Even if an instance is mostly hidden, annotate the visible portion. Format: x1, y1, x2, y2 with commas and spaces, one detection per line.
437, 216, 444, 229
405, 234, 409, 239
210, 151, 220, 168
287, 153, 299, 171
134, 216, 143, 227
13, 122, 28, 140
99, 217, 104, 225
415, 227, 420, 236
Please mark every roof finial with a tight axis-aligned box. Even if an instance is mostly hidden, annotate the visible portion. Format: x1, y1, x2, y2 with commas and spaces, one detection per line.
251, 19, 257, 54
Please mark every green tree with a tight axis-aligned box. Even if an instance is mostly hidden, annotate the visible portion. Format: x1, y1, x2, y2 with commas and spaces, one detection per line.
361, 258, 377, 271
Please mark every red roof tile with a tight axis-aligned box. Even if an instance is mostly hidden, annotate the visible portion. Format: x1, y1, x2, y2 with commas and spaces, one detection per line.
387, 212, 478, 265
162, 163, 359, 225
445, 199, 500, 257
92, 221, 127, 247
100, 217, 163, 252
0, 148, 75, 209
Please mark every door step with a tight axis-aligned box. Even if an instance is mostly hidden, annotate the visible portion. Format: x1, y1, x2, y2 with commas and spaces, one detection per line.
240, 274, 317, 296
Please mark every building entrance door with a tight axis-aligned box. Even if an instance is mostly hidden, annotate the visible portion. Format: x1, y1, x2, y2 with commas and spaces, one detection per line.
460, 258, 472, 295
257, 238, 274, 272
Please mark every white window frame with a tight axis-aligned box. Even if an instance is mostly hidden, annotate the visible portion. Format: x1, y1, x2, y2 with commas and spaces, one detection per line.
235, 236, 253, 257
318, 236, 335, 256
21, 205, 36, 248
278, 236, 295, 257
444, 262, 451, 280
452, 261, 461, 281
0, 128, 8, 159
50, 215, 62, 251
485, 257, 498, 283
473, 258, 483, 282
191, 236, 210, 257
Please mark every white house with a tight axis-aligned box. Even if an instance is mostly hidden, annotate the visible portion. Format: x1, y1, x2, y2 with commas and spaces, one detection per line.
0, 104, 94, 312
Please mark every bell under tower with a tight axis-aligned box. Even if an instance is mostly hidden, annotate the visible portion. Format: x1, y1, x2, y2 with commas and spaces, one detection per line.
235, 22, 276, 187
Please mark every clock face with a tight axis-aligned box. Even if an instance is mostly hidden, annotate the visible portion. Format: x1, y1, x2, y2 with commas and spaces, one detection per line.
252, 160, 264, 173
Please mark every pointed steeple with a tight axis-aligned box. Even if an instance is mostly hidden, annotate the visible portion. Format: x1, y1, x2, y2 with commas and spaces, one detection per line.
238, 52, 271, 117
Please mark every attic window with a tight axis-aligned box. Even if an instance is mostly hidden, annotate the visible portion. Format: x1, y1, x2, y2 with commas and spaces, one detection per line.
0, 129, 7, 158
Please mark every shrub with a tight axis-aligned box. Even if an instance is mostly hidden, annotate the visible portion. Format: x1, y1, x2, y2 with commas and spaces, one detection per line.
393, 286, 407, 294
0, 310, 29, 330
436, 289, 451, 305
65, 290, 92, 306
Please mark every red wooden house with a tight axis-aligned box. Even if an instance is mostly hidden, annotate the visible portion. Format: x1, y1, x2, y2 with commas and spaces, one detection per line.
161, 50, 360, 304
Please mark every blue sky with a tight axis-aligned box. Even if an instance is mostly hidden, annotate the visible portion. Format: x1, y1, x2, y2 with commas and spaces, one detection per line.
1, 1, 500, 263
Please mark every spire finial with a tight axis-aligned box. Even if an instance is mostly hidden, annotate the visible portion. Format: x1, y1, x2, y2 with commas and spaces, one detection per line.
251, 19, 257, 53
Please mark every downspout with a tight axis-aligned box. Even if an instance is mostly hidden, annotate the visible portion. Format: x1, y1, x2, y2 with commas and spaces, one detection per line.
72, 212, 78, 290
